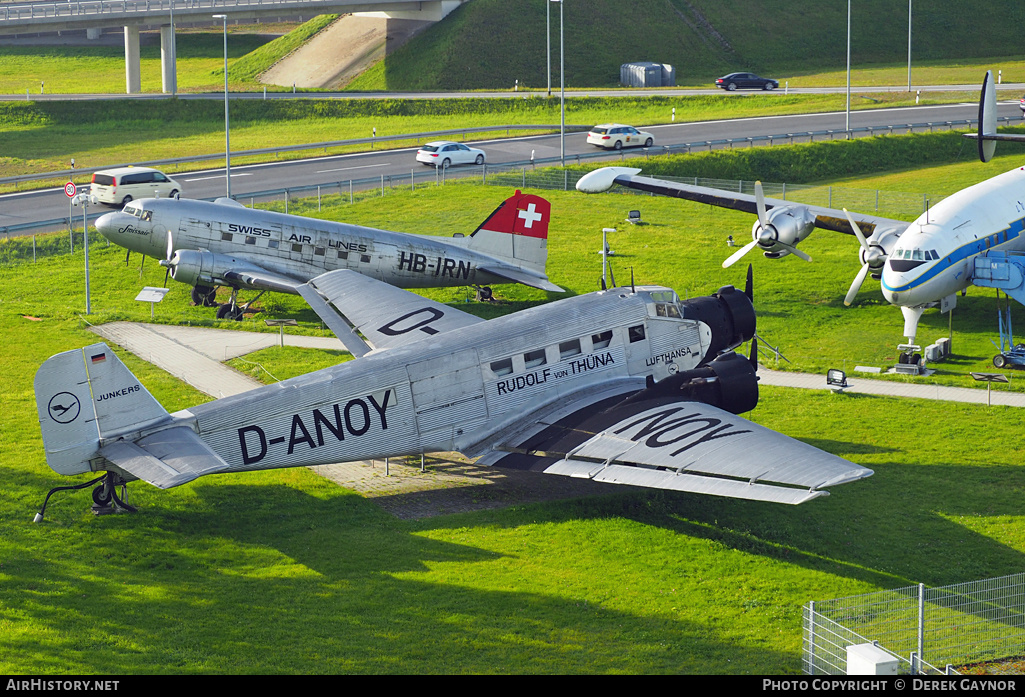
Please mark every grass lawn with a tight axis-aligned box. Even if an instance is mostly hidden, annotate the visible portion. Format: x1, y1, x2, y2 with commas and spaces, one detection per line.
2, 162, 1025, 673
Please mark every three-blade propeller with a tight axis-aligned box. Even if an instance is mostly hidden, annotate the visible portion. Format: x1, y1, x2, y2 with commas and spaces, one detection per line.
723, 182, 812, 268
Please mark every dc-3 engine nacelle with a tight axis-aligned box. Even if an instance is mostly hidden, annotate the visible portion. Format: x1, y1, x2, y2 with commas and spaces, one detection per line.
680, 285, 756, 363
623, 350, 759, 415
167, 249, 227, 287
752, 205, 816, 258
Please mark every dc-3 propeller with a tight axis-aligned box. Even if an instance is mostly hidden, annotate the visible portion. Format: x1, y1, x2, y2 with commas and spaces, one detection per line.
722, 182, 813, 269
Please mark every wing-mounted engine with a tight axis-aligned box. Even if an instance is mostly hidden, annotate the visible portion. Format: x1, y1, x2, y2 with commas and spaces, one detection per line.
842, 208, 906, 306
679, 284, 756, 362
724, 182, 815, 268
620, 349, 758, 415
166, 249, 225, 288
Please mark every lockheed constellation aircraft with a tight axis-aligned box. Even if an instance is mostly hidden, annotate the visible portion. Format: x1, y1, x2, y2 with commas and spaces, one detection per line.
33, 269, 872, 518
95, 190, 563, 320
577, 72, 1025, 363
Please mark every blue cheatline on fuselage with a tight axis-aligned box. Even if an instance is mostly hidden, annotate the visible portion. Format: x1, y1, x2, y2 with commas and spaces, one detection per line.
881, 215, 1025, 294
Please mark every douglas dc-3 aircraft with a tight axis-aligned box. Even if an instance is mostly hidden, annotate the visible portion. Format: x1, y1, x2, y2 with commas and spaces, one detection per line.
95, 190, 563, 319
577, 71, 1025, 363
33, 269, 872, 518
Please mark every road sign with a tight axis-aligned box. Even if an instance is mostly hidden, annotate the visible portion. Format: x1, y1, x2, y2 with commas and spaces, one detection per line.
64, 182, 76, 198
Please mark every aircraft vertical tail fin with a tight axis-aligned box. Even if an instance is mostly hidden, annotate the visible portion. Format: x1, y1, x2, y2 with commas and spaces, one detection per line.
465, 190, 555, 281
34, 343, 171, 477
965, 69, 1025, 161
979, 69, 998, 163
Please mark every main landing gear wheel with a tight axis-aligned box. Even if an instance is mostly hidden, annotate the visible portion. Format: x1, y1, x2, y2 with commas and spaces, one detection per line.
216, 304, 245, 321
191, 285, 217, 307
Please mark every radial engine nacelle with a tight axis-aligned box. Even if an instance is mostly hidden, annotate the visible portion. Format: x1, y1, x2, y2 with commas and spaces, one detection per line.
751, 204, 817, 259
680, 284, 756, 363
167, 249, 238, 288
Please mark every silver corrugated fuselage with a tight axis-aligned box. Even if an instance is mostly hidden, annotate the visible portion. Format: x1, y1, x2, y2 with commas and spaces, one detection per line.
179, 288, 709, 474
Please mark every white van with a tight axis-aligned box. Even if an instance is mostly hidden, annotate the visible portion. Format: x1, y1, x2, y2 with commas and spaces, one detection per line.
90, 167, 181, 207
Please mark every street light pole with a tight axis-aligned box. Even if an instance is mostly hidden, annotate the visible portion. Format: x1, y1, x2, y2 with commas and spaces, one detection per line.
214, 14, 231, 199
551, 0, 564, 166
907, 0, 912, 92
546, 0, 551, 98
845, 0, 851, 136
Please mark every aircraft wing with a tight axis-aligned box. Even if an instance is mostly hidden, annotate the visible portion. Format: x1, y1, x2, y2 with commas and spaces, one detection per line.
301, 269, 485, 352
476, 388, 872, 505
99, 426, 233, 489
220, 263, 304, 294
576, 166, 908, 237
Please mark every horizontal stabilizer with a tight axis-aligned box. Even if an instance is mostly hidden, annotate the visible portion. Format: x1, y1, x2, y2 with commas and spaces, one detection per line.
100, 426, 232, 489
476, 264, 564, 292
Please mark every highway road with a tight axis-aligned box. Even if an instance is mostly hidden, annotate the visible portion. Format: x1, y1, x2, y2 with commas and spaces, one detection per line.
3, 99, 1023, 235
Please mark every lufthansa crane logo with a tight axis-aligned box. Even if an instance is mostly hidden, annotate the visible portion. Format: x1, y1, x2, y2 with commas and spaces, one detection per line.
48, 392, 81, 424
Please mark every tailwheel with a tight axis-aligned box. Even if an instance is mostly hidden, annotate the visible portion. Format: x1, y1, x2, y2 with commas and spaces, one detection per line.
475, 286, 494, 302
32, 472, 137, 523
91, 473, 137, 516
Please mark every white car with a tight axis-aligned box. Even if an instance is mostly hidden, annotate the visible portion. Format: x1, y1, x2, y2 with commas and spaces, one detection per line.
416, 141, 486, 168
587, 124, 654, 150
91, 166, 181, 207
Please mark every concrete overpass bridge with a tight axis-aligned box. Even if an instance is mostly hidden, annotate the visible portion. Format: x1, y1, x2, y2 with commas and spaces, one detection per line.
0, 0, 466, 93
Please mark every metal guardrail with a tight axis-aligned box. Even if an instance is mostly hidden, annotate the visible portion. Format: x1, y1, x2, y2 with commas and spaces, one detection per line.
1, 124, 590, 188
3, 114, 1013, 238
0, 0, 374, 23
4, 115, 1007, 190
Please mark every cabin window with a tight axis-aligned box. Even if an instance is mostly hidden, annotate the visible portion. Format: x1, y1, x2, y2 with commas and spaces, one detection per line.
592, 330, 613, 349
291, 243, 303, 253
314, 247, 326, 256
490, 358, 513, 377
360, 254, 371, 264
629, 325, 646, 343
337, 251, 348, 260
559, 339, 582, 359
246, 236, 256, 245
221, 232, 233, 242
268, 240, 279, 249
524, 349, 547, 369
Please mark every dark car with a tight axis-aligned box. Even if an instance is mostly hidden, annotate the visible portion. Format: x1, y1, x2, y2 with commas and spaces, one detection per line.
715, 72, 779, 91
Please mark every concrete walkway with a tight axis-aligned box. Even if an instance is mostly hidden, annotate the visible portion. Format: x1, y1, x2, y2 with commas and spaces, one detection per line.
757, 366, 1025, 408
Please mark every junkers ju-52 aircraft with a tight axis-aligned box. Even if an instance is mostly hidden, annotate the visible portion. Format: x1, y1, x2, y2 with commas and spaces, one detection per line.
95, 190, 563, 319
33, 268, 872, 519
577, 72, 1025, 364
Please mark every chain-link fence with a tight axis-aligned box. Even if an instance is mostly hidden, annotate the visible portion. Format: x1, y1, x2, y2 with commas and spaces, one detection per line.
804, 572, 1025, 674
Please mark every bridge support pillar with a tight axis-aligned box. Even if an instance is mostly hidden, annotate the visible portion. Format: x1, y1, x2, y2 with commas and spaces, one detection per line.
124, 25, 141, 94
160, 24, 177, 95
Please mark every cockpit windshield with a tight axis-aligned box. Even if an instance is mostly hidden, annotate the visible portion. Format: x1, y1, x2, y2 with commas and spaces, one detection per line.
646, 290, 683, 318
122, 205, 152, 221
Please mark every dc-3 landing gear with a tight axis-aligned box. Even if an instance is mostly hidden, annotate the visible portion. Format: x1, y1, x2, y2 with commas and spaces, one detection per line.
33, 472, 137, 522
212, 288, 266, 322
191, 284, 218, 307
474, 285, 494, 302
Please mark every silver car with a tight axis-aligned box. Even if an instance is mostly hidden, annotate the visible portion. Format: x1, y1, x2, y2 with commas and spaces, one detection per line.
416, 141, 486, 168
